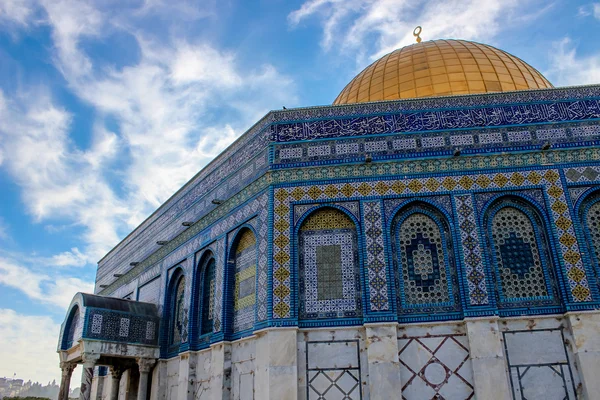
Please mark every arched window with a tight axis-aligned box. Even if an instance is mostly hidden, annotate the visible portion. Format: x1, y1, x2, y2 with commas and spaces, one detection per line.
391, 204, 460, 315
199, 258, 216, 336
168, 274, 186, 349
230, 229, 256, 333
298, 208, 362, 320
485, 199, 559, 308
580, 195, 600, 291
64, 306, 80, 349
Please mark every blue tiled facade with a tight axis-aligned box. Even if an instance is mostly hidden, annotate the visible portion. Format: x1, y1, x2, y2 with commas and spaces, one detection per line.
85, 85, 600, 356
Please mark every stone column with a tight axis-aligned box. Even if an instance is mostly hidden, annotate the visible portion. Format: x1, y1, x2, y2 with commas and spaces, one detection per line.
136, 358, 156, 400
109, 366, 125, 400
365, 323, 402, 400
59, 362, 76, 400
95, 371, 105, 400
254, 328, 298, 400
566, 311, 600, 399
465, 317, 511, 400
209, 342, 232, 400
80, 354, 101, 400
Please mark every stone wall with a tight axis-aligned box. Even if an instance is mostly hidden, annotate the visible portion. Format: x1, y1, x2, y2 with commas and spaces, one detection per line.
97, 312, 599, 400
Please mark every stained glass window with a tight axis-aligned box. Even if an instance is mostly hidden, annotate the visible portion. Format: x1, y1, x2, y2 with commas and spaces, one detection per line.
488, 203, 558, 306
170, 276, 185, 346
231, 229, 256, 333
298, 208, 362, 319
200, 259, 215, 335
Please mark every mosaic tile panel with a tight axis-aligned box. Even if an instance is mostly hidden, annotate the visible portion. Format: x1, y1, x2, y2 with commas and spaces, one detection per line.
398, 334, 474, 400
362, 201, 389, 311
454, 194, 489, 305
491, 208, 553, 301
569, 186, 591, 204
565, 166, 600, 183
232, 229, 256, 332
200, 258, 215, 336
272, 170, 592, 318
170, 276, 186, 346
384, 196, 452, 220
213, 239, 225, 333
392, 208, 460, 315
294, 201, 360, 225
585, 201, 600, 280
101, 147, 600, 297
84, 308, 159, 346
299, 209, 362, 319
65, 308, 81, 349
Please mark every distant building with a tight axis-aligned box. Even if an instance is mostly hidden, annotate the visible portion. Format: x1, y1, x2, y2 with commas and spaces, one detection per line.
58, 37, 600, 400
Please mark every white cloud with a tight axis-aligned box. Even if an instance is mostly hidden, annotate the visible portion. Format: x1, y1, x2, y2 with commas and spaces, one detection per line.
594, 3, 600, 19
0, 0, 297, 266
0, 309, 63, 384
289, 0, 535, 64
0, 88, 127, 261
51, 248, 88, 267
0, 257, 94, 309
546, 37, 600, 86
0, 0, 35, 26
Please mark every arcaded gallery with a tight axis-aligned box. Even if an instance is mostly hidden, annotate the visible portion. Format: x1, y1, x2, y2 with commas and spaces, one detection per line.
57, 37, 600, 400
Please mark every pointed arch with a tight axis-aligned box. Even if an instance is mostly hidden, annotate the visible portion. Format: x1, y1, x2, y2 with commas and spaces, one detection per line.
297, 206, 362, 320
391, 202, 461, 317
483, 196, 560, 309
192, 250, 216, 341
165, 268, 186, 353
62, 305, 81, 349
228, 227, 257, 334
578, 190, 600, 295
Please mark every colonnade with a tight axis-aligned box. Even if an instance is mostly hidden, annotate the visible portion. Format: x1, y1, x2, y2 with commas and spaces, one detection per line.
58, 355, 156, 400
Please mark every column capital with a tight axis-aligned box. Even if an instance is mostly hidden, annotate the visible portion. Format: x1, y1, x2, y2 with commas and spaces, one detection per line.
109, 365, 126, 380
60, 362, 76, 375
136, 358, 156, 373
81, 353, 101, 368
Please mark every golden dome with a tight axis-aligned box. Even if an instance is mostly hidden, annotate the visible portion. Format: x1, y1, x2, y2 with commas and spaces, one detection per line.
333, 39, 553, 105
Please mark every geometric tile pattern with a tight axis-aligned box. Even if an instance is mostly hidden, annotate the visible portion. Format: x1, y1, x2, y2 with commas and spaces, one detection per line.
565, 166, 600, 183
171, 276, 186, 346
585, 200, 600, 282
398, 334, 474, 400
294, 201, 360, 225
396, 212, 451, 307
273, 124, 600, 167
272, 170, 592, 318
362, 201, 389, 311
200, 259, 215, 336
568, 186, 591, 204
491, 207, 551, 301
213, 238, 225, 333
84, 309, 159, 346
455, 194, 489, 305
232, 229, 256, 333
299, 209, 361, 319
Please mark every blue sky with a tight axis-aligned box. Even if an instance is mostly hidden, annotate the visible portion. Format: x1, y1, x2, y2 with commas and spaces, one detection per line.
0, 0, 599, 384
